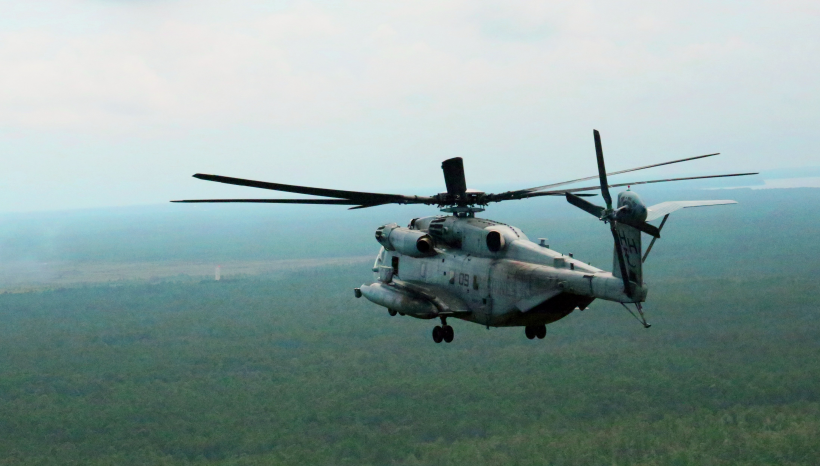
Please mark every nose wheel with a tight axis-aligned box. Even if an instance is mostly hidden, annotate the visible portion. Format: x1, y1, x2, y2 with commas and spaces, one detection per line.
525, 325, 547, 340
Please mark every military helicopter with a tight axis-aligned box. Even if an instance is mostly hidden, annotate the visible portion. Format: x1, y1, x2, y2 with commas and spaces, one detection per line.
174, 130, 756, 343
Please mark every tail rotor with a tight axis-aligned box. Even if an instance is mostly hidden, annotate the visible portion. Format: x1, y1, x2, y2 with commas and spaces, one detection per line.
565, 130, 660, 298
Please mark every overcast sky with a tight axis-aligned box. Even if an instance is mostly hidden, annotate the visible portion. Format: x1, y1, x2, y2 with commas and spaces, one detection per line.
1, 0, 818, 212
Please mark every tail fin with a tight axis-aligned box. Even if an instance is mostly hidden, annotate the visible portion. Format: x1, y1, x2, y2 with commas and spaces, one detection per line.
646, 200, 737, 221
613, 223, 642, 285
613, 200, 739, 282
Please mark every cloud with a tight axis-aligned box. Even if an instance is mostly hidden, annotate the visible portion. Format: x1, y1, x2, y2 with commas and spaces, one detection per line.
5, 0, 815, 134
0, 0, 818, 213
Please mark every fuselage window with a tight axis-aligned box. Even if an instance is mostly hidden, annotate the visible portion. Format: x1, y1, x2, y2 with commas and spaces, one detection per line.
392, 256, 399, 276
473, 275, 479, 290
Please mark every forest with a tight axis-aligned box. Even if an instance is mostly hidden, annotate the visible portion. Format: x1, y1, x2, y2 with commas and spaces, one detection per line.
0, 187, 817, 465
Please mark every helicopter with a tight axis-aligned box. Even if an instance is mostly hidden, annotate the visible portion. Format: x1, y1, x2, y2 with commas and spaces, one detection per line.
174, 130, 757, 343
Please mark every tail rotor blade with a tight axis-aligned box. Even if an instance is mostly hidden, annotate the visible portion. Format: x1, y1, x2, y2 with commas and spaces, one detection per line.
617, 217, 661, 238
565, 192, 605, 217
441, 157, 467, 196
610, 223, 633, 298
594, 130, 613, 209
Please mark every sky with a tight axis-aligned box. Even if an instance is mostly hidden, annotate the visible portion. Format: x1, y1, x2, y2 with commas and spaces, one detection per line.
1, 0, 818, 213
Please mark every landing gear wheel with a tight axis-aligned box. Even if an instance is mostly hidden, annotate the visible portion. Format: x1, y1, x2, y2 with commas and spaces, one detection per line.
442, 325, 454, 343
388, 308, 397, 317
432, 326, 443, 343
535, 324, 547, 339
525, 326, 536, 340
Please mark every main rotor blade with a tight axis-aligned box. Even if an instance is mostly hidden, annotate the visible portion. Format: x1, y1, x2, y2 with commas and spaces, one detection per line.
595, 130, 613, 209
347, 204, 389, 210
191, 174, 433, 205
171, 198, 363, 204
524, 153, 720, 193
488, 153, 720, 201
523, 172, 759, 197
539, 192, 598, 197
565, 192, 605, 217
441, 158, 468, 196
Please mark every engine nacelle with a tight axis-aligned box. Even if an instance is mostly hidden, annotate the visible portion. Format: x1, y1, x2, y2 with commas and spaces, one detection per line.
616, 191, 648, 222
485, 229, 506, 252
375, 223, 436, 257
425, 216, 515, 255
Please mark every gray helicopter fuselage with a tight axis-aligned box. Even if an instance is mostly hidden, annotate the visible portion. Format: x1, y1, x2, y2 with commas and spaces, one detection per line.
362, 214, 647, 328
